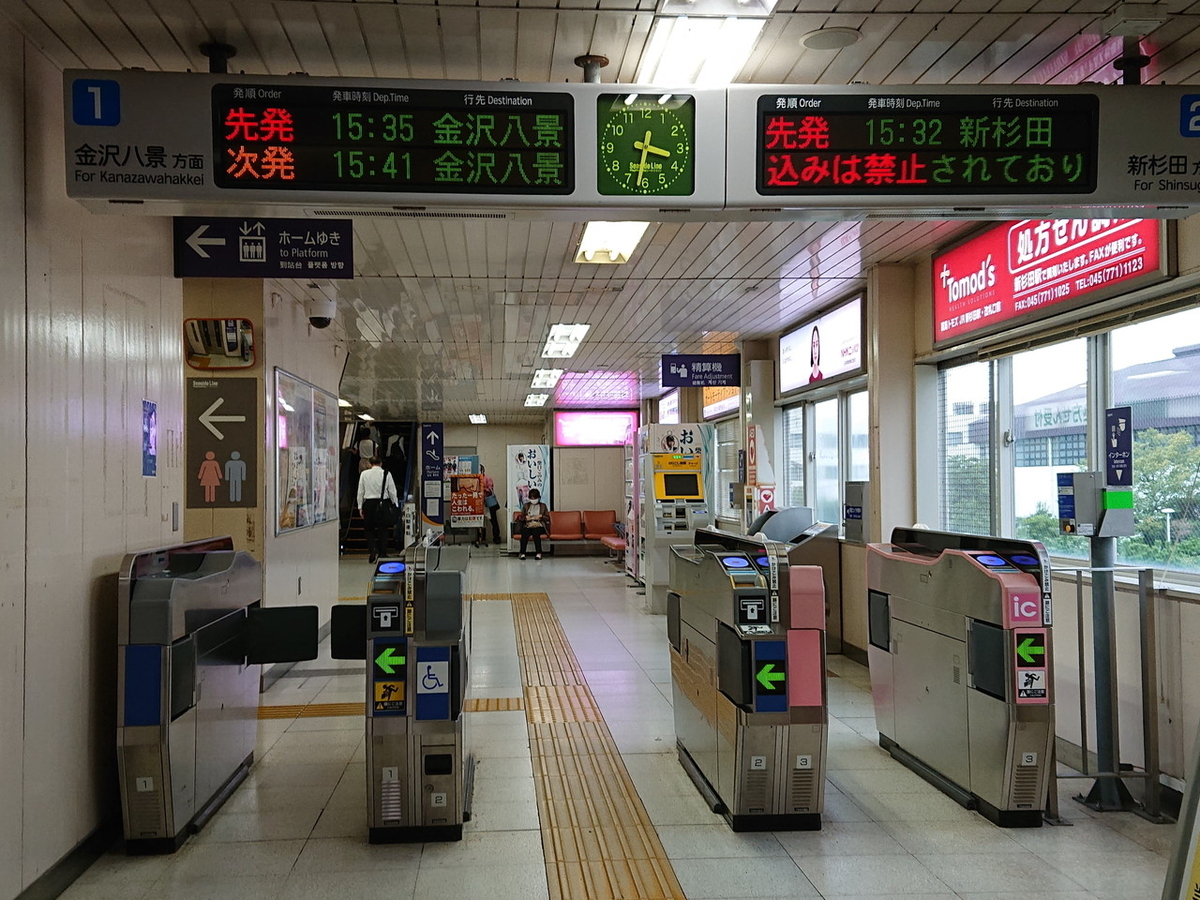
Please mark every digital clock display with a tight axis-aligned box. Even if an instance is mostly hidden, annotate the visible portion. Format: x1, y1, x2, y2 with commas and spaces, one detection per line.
756, 94, 1098, 196
212, 84, 573, 194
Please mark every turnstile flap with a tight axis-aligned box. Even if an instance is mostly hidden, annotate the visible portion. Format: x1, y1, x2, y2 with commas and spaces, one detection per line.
247, 605, 320, 664
330, 605, 367, 660
425, 571, 464, 637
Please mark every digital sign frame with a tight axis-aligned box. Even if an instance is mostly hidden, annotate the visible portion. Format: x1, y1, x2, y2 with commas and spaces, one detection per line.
779, 296, 864, 395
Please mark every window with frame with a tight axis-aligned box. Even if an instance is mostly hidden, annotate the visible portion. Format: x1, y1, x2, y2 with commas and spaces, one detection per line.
783, 405, 805, 508
715, 418, 740, 521
939, 361, 993, 534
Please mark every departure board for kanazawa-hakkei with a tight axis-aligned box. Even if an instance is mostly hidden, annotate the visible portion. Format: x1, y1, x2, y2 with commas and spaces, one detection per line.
212, 83, 574, 194
755, 93, 1099, 196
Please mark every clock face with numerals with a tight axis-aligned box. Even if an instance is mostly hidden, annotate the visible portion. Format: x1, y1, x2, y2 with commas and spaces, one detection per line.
597, 95, 695, 196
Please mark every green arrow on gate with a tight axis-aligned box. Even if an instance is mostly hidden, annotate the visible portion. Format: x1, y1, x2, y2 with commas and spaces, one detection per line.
1016, 636, 1045, 665
756, 663, 786, 691
375, 646, 406, 675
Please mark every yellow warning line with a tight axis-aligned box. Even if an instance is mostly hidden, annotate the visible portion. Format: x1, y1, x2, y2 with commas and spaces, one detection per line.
464, 697, 525, 712
489, 591, 686, 900
338, 595, 364, 603
258, 701, 365, 720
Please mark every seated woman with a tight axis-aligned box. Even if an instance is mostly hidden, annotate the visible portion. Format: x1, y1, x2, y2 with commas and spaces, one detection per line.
518, 488, 548, 560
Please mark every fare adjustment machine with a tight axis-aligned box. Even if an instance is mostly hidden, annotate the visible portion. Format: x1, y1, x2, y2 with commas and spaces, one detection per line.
642, 450, 713, 613
668, 529, 828, 831
333, 546, 471, 842
867, 528, 1054, 827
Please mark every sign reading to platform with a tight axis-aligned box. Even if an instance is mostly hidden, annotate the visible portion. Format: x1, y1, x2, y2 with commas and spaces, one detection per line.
173, 216, 353, 279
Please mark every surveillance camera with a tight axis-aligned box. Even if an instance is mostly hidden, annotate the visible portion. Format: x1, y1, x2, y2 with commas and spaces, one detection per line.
305, 295, 336, 329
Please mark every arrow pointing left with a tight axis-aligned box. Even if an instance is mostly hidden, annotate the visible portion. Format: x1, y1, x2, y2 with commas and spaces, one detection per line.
199, 397, 247, 439
756, 662, 785, 691
186, 225, 227, 259
375, 646, 405, 675
1016, 636, 1045, 665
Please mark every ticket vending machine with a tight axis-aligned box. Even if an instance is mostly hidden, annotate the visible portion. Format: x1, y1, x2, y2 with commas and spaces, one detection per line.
117, 537, 319, 853
668, 529, 827, 831
866, 527, 1054, 827
641, 444, 714, 613
332, 546, 471, 842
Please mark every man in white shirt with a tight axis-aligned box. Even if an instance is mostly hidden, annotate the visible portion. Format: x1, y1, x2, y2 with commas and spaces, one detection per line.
356, 457, 398, 562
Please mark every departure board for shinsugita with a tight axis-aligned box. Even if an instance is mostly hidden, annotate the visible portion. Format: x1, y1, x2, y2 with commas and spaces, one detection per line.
755, 93, 1098, 196
212, 83, 574, 195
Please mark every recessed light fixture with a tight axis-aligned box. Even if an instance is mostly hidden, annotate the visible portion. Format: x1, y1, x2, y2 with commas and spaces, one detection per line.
575, 221, 650, 265
525, 393, 550, 407
636, 17, 766, 84
542, 323, 590, 358
532, 368, 564, 389
469, 414, 488, 424
799, 27, 862, 51
337, 398, 352, 408
357, 413, 374, 421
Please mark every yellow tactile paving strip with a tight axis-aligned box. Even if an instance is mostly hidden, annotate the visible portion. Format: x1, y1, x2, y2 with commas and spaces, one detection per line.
463, 696, 525, 712
258, 701, 365, 719
474, 591, 686, 900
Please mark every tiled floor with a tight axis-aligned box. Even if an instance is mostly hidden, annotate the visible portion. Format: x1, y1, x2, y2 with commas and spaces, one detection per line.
66, 551, 1175, 900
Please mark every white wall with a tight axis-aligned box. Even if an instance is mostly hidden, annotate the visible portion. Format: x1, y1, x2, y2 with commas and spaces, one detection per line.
263, 287, 346, 623
4, 29, 185, 898
0, 22, 26, 898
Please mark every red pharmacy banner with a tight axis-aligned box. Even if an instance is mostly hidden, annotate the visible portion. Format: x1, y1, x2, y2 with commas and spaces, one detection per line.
933, 218, 1165, 345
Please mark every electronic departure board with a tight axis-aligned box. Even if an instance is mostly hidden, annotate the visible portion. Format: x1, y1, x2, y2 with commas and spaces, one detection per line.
755, 94, 1099, 196
212, 84, 573, 195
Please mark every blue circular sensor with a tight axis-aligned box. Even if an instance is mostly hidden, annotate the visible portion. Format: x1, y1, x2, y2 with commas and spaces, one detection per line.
975, 554, 1007, 567
377, 561, 406, 574
1010, 554, 1040, 567
722, 556, 750, 568
755, 556, 770, 567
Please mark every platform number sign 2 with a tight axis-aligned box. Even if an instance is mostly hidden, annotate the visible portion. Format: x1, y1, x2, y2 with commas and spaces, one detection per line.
72, 79, 121, 127
1182, 96, 1200, 138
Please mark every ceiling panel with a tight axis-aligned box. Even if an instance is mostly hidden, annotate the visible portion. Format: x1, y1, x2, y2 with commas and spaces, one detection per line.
5, 0, 1199, 421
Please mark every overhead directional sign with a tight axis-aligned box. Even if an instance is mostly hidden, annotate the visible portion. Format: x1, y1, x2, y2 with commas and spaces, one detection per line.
186, 377, 258, 509
661, 354, 740, 388
65, 70, 1200, 217
421, 423, 444, 527
173, 216, 353, 279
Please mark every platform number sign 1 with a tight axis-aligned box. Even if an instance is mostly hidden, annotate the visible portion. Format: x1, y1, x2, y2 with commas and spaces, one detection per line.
71, 79, 120, 127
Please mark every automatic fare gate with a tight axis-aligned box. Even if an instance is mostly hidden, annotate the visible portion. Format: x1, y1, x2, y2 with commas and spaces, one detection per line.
117, 537, 319, 853
332, 546, 472, 842
866, 527, 1054, 827
668, 528, 827, 830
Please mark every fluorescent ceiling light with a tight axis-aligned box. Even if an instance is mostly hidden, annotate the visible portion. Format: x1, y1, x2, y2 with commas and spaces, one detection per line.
357, 413, 374, 421
542, 323, 590, 358
525, 393, 550, 407
532, 368, 564, 388
337, 398, 352, 408
575, 221, 650, 265
469, 414, 488, 424
658, 0, 778, 16
635, 17, 765, 85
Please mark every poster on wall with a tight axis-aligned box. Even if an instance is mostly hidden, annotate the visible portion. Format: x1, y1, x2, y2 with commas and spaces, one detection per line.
312, 388, 339, 524
446, 455, 484, 528
276, 370, 313, 532
779, 297, 863, 394
142, 400, 158, 476
508, 444, 550, 510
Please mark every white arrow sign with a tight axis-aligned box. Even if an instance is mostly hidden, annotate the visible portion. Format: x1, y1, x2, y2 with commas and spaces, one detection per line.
199, 397, 246, 439
426, 430, 440, 444
186, 225, 227, 259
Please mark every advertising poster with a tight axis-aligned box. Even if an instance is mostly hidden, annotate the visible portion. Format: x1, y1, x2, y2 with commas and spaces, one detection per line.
508, 445, 549, 510
933, 218, 1166, 346
311, 388, 339, 524
142, 400, 157, 477
276, 370, 313, 532
446, 455, 483, 528
779, 297, 863, 393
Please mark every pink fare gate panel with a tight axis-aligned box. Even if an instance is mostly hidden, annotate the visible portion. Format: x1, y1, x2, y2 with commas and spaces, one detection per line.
789, 565, 826, 632
787, 629, 824, 710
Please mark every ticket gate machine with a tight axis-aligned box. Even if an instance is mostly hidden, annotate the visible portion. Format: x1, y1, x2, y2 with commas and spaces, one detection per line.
117, 537, 319, 853
332, 546, 472, 842
668, 529, 827, 831
866, 527, 1054, 827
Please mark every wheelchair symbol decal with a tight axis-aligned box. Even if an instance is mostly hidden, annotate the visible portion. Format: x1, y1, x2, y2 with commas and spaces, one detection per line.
421, 665, 444, 691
